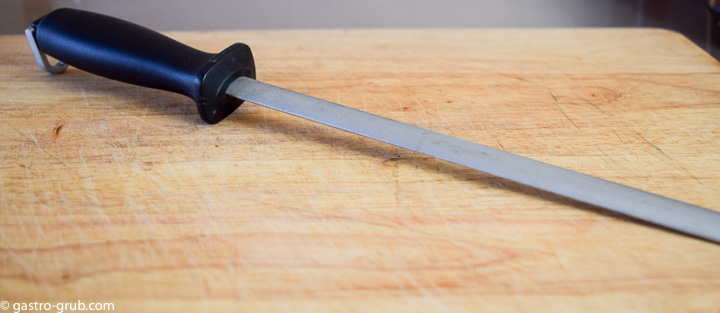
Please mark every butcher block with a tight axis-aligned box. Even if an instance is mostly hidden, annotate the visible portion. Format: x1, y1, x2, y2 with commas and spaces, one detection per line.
1, 28, 720, 312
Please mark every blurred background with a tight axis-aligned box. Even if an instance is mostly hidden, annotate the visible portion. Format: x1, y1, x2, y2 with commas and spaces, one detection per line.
3, 0, 720, 58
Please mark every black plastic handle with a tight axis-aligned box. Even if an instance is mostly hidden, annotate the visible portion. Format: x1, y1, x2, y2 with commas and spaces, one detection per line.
31, 8, 255, 124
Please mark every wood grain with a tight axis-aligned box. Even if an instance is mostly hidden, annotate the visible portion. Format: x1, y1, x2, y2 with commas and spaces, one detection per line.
1, 28, 720, 312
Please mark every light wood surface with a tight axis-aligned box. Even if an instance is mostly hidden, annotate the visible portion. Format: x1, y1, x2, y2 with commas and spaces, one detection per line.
1, 28, 720, 312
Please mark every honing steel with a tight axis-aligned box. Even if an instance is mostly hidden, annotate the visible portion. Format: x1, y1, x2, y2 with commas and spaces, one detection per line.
25, 9, 720, 244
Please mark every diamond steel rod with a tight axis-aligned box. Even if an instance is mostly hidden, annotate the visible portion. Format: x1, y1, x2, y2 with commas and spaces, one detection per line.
228, 77, 720, 244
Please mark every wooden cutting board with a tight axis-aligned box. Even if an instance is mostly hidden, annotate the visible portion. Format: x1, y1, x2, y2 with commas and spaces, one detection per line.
1, 28, 719, 312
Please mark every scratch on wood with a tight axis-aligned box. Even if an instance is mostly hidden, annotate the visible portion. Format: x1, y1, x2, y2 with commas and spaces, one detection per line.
636, 132, 704, 185
549, 91, 558, 102
7, 123, 57, 158
513, 75, 531, 83
394, 154, 401, 204
583, 99, 611, 115
597, 147, 611, 159
120, 112, 170, 132
262, 105, 268, 130
636, 132, 670, 159
52, 122, 63, 138
434, 101, 448, 131
554, 103, 578, 129
80, 87, 90, 108
492, 178, 507, 190
596, 147, 622, 170
612, 130, 627, 144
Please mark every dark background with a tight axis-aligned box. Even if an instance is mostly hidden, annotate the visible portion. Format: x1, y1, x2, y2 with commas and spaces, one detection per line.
3, 0, 719, 58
